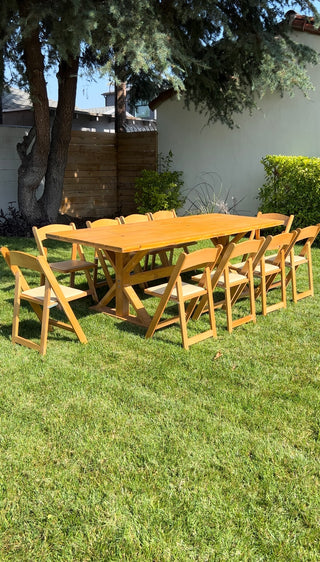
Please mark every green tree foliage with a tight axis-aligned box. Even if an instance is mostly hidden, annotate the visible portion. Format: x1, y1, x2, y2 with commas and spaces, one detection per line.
0, 1, 319, 224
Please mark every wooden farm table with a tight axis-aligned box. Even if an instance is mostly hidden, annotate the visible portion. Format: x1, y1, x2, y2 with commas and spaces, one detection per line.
48, 213, 282, 326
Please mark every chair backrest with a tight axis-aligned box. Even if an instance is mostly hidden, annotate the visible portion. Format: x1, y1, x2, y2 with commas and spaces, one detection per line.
165, 246, 223, 294
9, 249, 63, 290
231, 238, 266, 272
8, 249, 88, 307
180, 246, 223, 275
251, 212, 294, 239
2, 246, 46, 321
262, 231, 298, 265
32, 223, 78, 259
148, 210, 177, 221
118, 214, 149, 224
209, 239, 264, 286
86, 218, 119, 228
9, 250, 43, 273
1, 246, 43, 291
293, 224, 320, 256
257, 211, 294, 231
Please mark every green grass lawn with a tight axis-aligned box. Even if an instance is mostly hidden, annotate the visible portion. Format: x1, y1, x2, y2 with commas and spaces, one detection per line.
0, 236, 319, 561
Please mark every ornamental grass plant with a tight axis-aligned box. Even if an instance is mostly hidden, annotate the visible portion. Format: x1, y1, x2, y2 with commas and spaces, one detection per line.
0, 235, 319, 560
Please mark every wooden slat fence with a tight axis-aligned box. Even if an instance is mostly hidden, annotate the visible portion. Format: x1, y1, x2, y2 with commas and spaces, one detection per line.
62, 130, 157, 218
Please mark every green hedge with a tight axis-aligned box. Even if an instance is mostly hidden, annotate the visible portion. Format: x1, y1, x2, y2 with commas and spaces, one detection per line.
259, 155, 320, 229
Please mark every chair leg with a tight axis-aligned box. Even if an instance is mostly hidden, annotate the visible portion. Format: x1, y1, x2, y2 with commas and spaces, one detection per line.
83, 268, 98, 302
145, 288, 173, 340
176, 281, 189, 350
70, 271, 75, 287
40, 287, 51, 355
290, 262, 313, 302
280, 266, 287, 310
12, 277, 21, 346
96, 249, 114, 289
93, 256, 99, 286
60, 300, 88, 344
308, 254, 314, 297
248, 275, 256, 324
260, 274, 267, 316
206, 279, 217, 338
224, 283, 233, 334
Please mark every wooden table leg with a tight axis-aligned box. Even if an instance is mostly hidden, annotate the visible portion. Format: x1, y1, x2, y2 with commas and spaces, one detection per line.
114, 253, 129, 317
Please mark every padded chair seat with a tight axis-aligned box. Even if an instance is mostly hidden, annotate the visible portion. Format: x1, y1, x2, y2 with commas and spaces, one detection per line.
253, 262, 280, 275
50, 259, 96, 273
145, 281, 207, 300
285, 254, 308, 267
192, 269, 248, 285
232, 260, 279, 275
22, 284, 87, 306
265, 252, 308, 268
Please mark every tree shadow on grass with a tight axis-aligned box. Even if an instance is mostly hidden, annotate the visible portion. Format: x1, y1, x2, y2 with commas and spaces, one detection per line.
0, 296, 98, 345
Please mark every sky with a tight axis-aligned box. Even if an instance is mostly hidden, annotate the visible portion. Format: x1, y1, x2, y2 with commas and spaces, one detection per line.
46, 69, 110, 109
45, 1, 320, 110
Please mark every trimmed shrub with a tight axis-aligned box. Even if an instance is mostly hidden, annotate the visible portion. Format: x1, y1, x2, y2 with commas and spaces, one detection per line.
134, 151, 185, 214
259, 155, 320, 229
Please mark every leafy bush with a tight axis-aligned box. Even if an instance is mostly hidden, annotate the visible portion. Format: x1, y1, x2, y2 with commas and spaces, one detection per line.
134, 151, 185, 213
0, 203, 32, 237
0, 203, 96, 237
259, 155, 320, 230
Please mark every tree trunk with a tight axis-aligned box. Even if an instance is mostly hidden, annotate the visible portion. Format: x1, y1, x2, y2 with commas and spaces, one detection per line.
40, 57, 79, 222
115, 81, 127, 133
16, 2, 79, 225
16, 21, 50, 225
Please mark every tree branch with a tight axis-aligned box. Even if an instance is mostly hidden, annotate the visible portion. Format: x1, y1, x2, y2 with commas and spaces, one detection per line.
16, 127, 36, 164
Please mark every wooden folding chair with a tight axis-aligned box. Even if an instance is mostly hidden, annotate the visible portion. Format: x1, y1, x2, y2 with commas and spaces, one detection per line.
192, 239, 266, 333
32, 223, 98, 302
147, 209, 178, 221
144, 246, 223, 349
250, 211, 294, 240
245, 231, 297, 315
118, 214, 149, 224
86, 218, 118, 288
1, 247, 88, 355
285, 224, 320, 303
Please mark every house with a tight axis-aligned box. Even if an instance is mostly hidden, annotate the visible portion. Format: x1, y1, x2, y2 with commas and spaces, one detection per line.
103, 86, 157, 126
150, 13, 320, 216
1, 87, 156, 132
0, 87, 158, 216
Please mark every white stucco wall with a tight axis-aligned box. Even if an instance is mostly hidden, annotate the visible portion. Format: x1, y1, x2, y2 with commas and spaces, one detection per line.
156, 32, 320, 216
0, 126, 30, 213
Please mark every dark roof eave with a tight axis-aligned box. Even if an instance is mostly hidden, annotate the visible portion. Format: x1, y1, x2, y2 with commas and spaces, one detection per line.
149, 87, 176, 111
290, 13, 320, 35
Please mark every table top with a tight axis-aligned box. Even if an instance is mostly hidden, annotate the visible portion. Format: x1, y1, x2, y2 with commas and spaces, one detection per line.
48, 213, 283, 253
